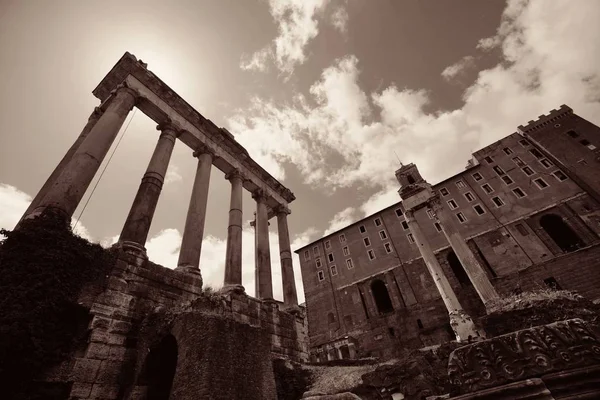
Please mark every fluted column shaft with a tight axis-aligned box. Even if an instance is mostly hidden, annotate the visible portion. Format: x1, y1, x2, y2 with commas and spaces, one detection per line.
119, 124, 178, 249
254, 191, 273, 300
31, 85, 137, 218
432, 199, 499, 306
277, 207, 298, 307
223, 170, 244, 289
177, 148, 213, 271
22, 106, 104, 221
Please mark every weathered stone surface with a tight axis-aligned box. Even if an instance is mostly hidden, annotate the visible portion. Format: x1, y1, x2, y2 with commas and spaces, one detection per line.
71, 382, 93, 398
448, 318, 600, 394
447, 378, 553, 400
303, 393, 361, 400
70, 358, 102, 383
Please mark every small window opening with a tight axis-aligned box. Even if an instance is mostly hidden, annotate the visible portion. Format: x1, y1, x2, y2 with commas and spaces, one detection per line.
371, 279, 394, 314
543, 277, 562, 290
417, 319, 424, 329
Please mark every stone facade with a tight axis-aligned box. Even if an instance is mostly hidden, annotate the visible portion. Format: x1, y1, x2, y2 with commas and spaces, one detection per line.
296, 106, 600, 361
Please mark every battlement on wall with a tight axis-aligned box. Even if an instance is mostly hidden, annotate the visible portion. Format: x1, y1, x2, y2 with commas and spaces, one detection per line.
517, 104, 573, 134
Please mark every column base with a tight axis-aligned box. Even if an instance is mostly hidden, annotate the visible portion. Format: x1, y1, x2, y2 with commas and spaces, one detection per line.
449, 309, 486, 343
261, 298, 279, 308
282, 304, 302, 315
117, 240, 148, 259
220, 284, 246, 295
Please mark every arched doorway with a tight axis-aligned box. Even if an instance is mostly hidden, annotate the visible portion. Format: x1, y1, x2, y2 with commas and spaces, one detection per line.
540, 214, 584, 252
371, 279, 394, 314
447, 251, 471, 286
143, 335, 178, 400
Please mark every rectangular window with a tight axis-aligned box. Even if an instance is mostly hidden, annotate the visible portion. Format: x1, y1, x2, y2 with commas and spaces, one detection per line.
374, 218, 382, 227
343, 246, 350, 256
325, 240, 331, 250
519, 139, 529, 147
482, 183, 494, 194
534, 178, 549, 189
384, 242, 392, 253
379, 230, 388, 240
407, 233, 415, 244
316, 258, 322, 268
552, 170, 568, 181
456, 212, 467, 223
472, 172, 483, 181
522, 166, 535, 176
359, 225, 366, 234
426, 208, 435, 219
434, 222, 443, 232
512, 156, 525, 166
529, 148, 544, 159
440, 187, 449, 196
313, 246, 319, 256
330, 265, 337, 276
503, 147, 513, 155
492, 196, 505, 207
540, 158, 553, 168
456, 180, 466, 189
367, 249, 376, 260
328, 253, 334, 262
317, 270, 325, 281
304, 250, 310, 260
515, 223, 529, 236
447, 199, 458, 209
512, 187, 527, 198
402, 221, 409, 230
580, 139, 591, 145
484, 156, 494, 164
501, 175, 514, 185
473, 204, 486, 215
339, 234, 346, 243
464, 192, 475, 202
346, 258, 354, 269
363, 237, 371, 247
567, 130, 579, 138
493, 165, 505, 176
395, 208, 403, 217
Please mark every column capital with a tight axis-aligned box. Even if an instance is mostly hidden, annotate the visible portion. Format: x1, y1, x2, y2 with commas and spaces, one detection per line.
112, 82, 139, 104
252, 188, 269, 203
89, 106, 103, 121
156, 121, 182, 138
193, 143, 217, 159
275, 205, 291, 216
225, 168, 245, 182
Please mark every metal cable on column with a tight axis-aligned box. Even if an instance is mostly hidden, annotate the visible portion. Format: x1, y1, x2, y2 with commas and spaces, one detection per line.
74, 108, 138, 230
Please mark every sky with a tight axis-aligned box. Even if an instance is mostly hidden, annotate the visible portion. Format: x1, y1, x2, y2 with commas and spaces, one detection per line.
1, 0, 599, 303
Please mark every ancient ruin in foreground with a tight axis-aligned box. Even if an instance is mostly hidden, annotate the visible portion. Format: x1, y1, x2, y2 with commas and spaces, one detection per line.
1, 52, 600, 399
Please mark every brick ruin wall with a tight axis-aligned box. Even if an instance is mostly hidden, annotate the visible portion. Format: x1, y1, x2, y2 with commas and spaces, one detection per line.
44, 252, 307, 399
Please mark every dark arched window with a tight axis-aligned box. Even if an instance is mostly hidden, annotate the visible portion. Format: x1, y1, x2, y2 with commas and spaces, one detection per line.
540, 214, 584, 253
371, 279, 394, 314
327, 312, 336, 324
407, 174, 416, 184
143, 335, 178, 400
447, 251, 471, 286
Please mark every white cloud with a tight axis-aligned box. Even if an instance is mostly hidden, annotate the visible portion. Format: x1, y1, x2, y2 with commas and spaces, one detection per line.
441, 55, 475, 81
230, 0, 600, 193
164, 164, 182, 185
0, 183, 92, 241
359, 187, 400, 217
323, 207, 359, 235
331, 6, 348, 34
241, 0, 333, 75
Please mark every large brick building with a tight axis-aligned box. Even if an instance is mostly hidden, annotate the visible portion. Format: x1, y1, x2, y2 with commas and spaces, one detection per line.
295, 105, 600, 362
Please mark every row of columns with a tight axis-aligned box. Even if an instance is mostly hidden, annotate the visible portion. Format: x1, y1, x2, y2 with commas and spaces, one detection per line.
23, 83, 299, 310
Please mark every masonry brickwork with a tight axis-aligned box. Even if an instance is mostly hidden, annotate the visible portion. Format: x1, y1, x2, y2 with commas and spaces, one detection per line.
296, 105, 600, 361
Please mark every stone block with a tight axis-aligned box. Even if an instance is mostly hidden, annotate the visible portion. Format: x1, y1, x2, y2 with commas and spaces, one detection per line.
86, 343, 111, 360
90, 330, 127, 346
96, 360, 123, 384
90, 316, 111, 330
70, 382, 93, 398
90, 383, 120, 399
70, 358, 102, 383
108, 345, 127, 361
109, 320, 132, 334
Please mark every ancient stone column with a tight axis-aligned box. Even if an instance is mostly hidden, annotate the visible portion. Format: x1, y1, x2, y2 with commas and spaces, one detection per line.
254, 190, 274, 301
405, 210, 481, 342
432, 198, 499, 306
21, 106, 104, 221
118, 123, 179, 254
29, 84, 137, 219
223, 169, 245, 292
276, 205, 299, 310
177, 146, 213, 275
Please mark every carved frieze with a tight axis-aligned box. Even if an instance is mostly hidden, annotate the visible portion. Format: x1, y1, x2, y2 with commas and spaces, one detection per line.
448, 318, 600, 394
